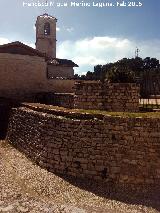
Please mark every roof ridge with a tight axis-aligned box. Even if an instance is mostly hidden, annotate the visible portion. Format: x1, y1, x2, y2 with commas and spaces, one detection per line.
0, 41, 45, 58
48, 58, 78, 67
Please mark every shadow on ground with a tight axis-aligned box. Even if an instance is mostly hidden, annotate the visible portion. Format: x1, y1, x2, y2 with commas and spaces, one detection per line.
55, 173, 160, 212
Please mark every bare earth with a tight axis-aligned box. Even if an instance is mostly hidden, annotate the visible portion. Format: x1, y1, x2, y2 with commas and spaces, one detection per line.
0, 140, 160, 213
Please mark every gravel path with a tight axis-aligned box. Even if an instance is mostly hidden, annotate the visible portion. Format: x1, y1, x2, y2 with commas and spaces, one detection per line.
0, 140, 160, 213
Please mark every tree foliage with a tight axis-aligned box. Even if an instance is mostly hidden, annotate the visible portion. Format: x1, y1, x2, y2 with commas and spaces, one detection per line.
74, 57, 160, 82
106, 65, 136, 83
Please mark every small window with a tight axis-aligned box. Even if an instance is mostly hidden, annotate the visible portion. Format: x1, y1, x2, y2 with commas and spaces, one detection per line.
44, 22, 50, 35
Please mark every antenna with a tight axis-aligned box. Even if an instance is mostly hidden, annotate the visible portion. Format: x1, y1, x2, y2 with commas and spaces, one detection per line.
135, 47, 140, 58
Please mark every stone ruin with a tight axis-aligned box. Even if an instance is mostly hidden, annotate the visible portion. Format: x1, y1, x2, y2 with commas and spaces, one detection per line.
35, 81, 140, 113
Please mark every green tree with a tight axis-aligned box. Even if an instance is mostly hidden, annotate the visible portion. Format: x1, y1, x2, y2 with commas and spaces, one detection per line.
106, 64, 136, 83
86, 71, 93, 80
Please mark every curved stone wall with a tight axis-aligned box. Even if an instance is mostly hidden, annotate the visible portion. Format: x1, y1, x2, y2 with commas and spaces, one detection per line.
7, 106, 160, 190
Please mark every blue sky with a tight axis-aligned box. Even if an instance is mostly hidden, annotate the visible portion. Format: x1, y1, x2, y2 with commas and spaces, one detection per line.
0, 0, 160, 74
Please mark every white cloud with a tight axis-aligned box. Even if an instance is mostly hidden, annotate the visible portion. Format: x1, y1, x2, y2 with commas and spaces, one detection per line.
0, 37, 35, 49
0, 37, 10, 45
56, 27, 60, 32
66, 27, 74, 33
1, 35, 160, 75
57, 36, 160, 74
33, 25, 36, 31
23, 42, 35, 48
81, 71, 87, 75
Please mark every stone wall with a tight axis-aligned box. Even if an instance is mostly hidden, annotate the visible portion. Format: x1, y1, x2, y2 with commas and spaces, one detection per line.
74, 81, 140, 112
104, 83, 140, 112
45, 79, 75, 94
0, 53, 75, 101
47, 65, 74, 79
7, 106, 160, 190
0, 53, 46, 100
74, 81, 104, 110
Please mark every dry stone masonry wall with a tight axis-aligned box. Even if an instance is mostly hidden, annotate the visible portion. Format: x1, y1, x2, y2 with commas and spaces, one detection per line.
74, 81, 140, 112
7, 106, 160, 190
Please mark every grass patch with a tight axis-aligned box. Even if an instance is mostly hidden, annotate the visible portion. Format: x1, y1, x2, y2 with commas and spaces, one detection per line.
139, 104, 160, 109
21, 103, 160, 119
78, 109, 160, 118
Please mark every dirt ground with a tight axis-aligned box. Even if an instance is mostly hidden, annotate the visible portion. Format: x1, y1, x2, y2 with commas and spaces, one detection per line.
0, 140, 160, 213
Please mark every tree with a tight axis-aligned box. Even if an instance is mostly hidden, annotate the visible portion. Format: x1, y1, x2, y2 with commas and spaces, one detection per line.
74, 74, 80, 80
93, 65, 102, 80
86, 71, 94, 80
143, 57, 159, 70
77, 56, 160, 81
105, 64, 136, 83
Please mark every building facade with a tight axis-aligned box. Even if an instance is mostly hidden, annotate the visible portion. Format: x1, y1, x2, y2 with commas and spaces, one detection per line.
0, 14, 78, 100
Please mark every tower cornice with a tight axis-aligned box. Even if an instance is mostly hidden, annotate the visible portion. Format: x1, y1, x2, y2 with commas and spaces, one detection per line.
37, 13, 57, 22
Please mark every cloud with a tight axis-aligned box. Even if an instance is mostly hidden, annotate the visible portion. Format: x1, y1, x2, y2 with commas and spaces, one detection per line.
1, 35, 160, 75
0, 37, 10, 45
33, 25, 36, 32
23, 42, 35, 48
56, 27, 60, 32
57, 36, 160, 74
66, 27, 74, 33
0, 37, 35, 49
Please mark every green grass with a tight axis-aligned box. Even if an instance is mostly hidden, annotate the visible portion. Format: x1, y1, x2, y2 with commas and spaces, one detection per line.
139, 104, 160, 109
22, 103, 160, 118
78, 109, 160, 118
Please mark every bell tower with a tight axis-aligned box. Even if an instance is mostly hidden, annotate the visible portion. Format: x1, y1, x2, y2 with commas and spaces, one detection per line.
35, 13, 57, 58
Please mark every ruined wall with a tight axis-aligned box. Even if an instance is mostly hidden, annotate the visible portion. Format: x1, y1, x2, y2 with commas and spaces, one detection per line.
74, 81, 104, 110
0, 53, 75, 100
7, 106, 160, 190
74, 81, 140, 112
104, 83, 140, 112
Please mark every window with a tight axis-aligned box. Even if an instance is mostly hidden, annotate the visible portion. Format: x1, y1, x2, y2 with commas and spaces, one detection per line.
44, 22, 50, 35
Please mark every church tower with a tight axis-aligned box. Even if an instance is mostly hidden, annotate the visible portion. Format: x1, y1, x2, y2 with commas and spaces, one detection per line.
35, 13, 57, 58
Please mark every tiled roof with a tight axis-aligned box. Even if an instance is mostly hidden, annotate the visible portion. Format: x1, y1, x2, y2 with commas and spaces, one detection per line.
0, 41, 78, 67
0, 41, 45, 57
47, 58, 78, 67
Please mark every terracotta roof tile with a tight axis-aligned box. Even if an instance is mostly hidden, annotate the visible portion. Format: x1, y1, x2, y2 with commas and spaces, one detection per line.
47, 58, 78, 67
0, 41, 45, 57
0, 41, 78, 67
